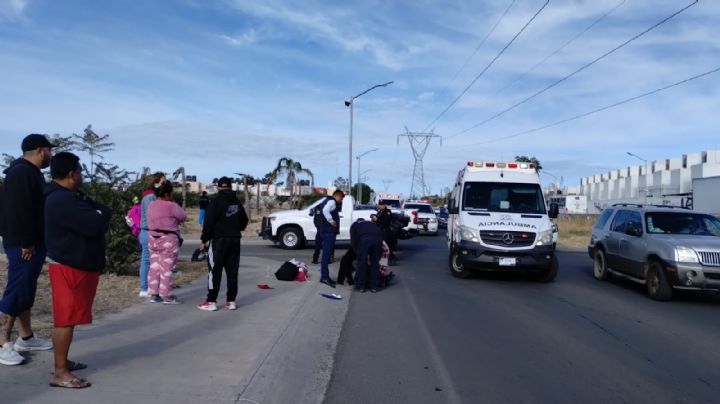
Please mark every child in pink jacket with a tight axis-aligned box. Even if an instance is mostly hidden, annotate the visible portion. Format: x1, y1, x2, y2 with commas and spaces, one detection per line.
146, 182, 187, 304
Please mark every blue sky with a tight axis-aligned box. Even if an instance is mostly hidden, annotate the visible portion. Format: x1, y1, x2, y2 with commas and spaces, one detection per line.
1, 0, 719, 196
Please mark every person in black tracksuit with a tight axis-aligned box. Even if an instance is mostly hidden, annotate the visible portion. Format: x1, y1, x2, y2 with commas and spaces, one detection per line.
196, 177, 248, 311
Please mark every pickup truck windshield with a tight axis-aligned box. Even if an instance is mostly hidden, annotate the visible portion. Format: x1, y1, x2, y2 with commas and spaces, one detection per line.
404, 204, 434, 214
645, 212, 720, 236
378, 199, 401, 208
462, 182, 546, 214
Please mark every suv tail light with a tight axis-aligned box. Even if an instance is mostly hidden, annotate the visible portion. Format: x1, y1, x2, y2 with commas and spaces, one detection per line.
412, 210, 418, 224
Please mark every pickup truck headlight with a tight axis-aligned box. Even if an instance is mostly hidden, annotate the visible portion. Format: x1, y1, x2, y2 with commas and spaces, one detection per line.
459, 225, 479, 243
429, 218, 438, 223
536, 229, 553, 246
675, 247, 699, 263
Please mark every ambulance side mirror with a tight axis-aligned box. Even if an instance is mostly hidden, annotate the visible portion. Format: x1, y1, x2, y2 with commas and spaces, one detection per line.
448, 199, 459, 214
549, 203, 559, 219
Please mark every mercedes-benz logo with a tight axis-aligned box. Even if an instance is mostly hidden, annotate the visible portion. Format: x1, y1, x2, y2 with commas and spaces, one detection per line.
502, 233, 514, 245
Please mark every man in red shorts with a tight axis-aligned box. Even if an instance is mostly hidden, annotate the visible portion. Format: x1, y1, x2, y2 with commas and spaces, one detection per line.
44, 152, 111, 389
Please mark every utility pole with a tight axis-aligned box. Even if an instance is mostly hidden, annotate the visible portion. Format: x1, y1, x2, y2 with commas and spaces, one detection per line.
398, 128, 442, 199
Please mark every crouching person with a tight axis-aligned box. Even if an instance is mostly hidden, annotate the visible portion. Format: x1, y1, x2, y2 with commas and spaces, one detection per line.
45, 152, 111, 389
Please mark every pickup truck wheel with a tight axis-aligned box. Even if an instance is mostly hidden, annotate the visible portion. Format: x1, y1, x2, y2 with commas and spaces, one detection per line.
530, 256, 559, 283
593, 249, 610, 280
646, 260, 673, 301
449, 248, 472, 279
279, 227, 304, 250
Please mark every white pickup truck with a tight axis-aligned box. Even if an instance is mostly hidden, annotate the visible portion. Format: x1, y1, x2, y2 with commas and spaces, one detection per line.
259, 195, 375, 249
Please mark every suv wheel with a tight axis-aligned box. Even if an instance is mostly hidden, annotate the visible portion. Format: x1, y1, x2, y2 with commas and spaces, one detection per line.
448, 248, 472, 279
593, 249, 610, 281
646, 260, 673, 301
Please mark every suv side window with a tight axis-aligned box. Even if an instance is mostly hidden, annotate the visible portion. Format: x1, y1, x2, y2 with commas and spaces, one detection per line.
594, 208, 615, 230
610, 210, 630, 233
625, 211, 643, 235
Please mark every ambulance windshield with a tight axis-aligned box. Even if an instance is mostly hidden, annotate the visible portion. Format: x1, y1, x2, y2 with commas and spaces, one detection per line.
462, 182, 546, 214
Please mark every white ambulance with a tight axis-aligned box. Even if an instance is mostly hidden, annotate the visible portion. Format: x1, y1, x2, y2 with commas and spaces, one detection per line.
447, 161, 560, 281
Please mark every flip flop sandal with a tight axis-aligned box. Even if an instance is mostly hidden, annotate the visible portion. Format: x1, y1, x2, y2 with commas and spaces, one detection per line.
50, 361, 88, 374
49, 378, 91, 389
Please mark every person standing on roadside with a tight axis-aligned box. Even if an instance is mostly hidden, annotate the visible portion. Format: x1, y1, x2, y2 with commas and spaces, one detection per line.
146, 181, 186, 305
196, 177, 248, 312
318, 190, 344, 288
198, 191, 209, 225
350, 218, 384, 293
375, 202, 398, 265
311, 194, 333, 265
0, 134, 55, 366
137, 172, 165, 297
45, 152, 111, 389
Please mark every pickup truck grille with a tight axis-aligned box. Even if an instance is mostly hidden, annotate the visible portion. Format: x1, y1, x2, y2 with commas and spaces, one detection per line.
697, 251, 720, 267
480, 231, 536, 247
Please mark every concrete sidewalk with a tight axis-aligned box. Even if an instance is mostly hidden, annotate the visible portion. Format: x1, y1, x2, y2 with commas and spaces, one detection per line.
0, 255, 350, 404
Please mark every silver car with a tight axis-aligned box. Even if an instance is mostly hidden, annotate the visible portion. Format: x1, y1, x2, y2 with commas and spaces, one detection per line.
588, 204, 720, 301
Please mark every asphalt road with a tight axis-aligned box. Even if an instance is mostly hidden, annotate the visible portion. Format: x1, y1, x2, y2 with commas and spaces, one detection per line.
324, 233, 720, 404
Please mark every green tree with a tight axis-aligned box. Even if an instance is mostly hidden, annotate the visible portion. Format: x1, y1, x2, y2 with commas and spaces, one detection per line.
49, 134, 75, 152
81, 178, 144, 275
72, 125, 115, 181
515, 155, 543, 172
270, 157, 314, 197
333, 177, 349, 190
350, 182, 374, 204
1, 153, 14, 171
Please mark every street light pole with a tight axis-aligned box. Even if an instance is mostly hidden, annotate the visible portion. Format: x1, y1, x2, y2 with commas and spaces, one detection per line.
345, 81, 393, 195
626, 152, 649, 204
355, 148, 378, 203
359, 169, 373, 205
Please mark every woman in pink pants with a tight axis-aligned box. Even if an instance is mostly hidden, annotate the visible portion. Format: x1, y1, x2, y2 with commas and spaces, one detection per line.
146, 181, 187, 304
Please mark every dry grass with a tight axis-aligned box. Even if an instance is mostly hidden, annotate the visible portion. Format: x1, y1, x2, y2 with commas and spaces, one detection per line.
0, 255, 206, 338
181, 207, 264, 237
556, 214, 597, 250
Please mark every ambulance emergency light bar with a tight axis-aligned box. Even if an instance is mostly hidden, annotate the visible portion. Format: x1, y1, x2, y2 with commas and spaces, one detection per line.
467, 161, 536, 170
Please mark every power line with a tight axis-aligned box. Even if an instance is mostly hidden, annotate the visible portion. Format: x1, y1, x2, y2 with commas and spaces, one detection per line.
451, 0, 517, 81
422, 0, 550, 133
452, 0, 699, 138
445, 0, 626, 142
461, 65, 720, 146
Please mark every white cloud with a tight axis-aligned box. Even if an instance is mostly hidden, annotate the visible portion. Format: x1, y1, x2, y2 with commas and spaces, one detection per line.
417, 91, 434, 101
0, 0, 28, 20
219, 30, 258, 47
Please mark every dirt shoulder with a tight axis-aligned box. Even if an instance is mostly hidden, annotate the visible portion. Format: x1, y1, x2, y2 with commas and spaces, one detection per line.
0, 255, 206, 338
556, 215, 596, 250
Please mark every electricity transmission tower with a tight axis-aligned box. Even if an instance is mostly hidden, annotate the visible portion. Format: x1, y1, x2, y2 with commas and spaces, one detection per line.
397, 128, 442, 199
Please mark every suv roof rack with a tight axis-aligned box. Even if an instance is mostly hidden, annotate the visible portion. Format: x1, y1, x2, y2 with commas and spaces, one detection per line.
648, 204, 691, 210
611, 203, 690, 210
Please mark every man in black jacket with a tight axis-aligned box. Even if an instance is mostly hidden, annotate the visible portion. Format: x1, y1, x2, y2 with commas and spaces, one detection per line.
1, 134, 55, 366
375, 202, 397, 265
45, 152, 111, 388
197, 177, 249, 312
350, 218, 384, 293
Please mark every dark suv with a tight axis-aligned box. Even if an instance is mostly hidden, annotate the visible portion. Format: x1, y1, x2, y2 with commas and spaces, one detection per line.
588, 204, 720, 300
